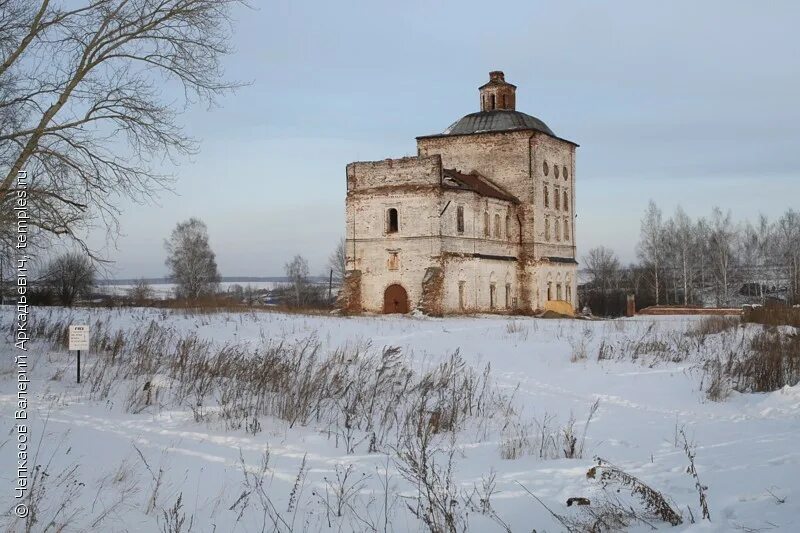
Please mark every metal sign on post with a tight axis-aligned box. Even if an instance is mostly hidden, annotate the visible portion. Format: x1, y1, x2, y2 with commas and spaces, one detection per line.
69, 325, 89, 383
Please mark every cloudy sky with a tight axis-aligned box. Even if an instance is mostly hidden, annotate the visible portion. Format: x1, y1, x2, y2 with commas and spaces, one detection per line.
89, 0, 800, 279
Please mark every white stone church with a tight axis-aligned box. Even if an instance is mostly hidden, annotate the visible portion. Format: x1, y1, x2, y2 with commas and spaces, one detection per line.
340, 71, 578, 315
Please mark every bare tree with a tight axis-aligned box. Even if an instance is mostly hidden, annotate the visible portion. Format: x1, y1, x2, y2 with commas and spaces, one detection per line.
328, 238, 346, 282
284, 254, 309, 307
128, 278, 153, 304
708, 207, 737, 306
0, 0, 244, 258
164, 218, 220, 299
669, 206, 695, 305
583, 246, 620, 291
637, 200, 664, 304
773, 209, 800, 304
42, 251, 95, 306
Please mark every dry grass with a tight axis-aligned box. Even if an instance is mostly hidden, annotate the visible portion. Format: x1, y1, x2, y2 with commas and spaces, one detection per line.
26, 313, 515, 455
743, 304, 800, 328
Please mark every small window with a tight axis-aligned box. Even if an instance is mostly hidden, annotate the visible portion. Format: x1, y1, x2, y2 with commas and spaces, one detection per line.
564, 218, 570, 241
489, 94, 495, 110
545, 217, 550, 241
566, 283, 572, 301
544, 185, 549, 208
484, 211, 490, 237
494, 214, 501, 238
501, 94, 506, 108
505, 215, 511, 240
563, 190, 569, 212
490, 283, 497, 309
458, 281, 466, 310
387, 208, 398, 233
456, 205, 465, 234
554, 166, 560, 179
556, 283, 563, 300
563, 166, 569, 180
547, 281, 553, 301
555, 187, 560, 210
543, 161, 549, 176
505, 283, 511, 309
555, 219, 561, 241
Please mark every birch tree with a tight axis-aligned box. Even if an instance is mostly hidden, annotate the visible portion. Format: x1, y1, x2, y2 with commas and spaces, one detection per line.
637, 200, 664, 304
708, 207, 737, 306
773, 209, 800, 304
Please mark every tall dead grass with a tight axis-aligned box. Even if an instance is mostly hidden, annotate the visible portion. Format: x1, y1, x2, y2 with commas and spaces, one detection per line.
27, 313, 513, 454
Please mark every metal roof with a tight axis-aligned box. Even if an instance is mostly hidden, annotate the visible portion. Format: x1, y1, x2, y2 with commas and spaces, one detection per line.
441, 109, 555, 136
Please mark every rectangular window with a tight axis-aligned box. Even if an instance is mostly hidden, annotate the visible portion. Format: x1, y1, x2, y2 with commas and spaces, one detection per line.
456, 205, 465, 234
458, 281, 466, 310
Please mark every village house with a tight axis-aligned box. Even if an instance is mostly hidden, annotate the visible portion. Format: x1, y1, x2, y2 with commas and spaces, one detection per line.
340, 71, 578, 314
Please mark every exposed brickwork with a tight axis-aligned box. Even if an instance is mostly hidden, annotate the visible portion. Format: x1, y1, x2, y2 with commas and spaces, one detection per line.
338, 270, 363, 314
419, 266, 445, 316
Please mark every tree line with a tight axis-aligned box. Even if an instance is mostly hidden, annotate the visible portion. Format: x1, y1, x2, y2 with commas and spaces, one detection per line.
2, 217, 346, 308
582, 202, 800, 314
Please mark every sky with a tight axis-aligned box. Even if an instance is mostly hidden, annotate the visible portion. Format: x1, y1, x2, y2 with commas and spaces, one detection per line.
86, 0, 800, 279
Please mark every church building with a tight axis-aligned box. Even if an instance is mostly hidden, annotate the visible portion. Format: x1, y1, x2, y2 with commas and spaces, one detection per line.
340, 71, 578, 315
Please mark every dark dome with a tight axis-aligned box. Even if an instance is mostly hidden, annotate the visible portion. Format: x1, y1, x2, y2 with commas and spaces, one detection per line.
442, 109, 554, 137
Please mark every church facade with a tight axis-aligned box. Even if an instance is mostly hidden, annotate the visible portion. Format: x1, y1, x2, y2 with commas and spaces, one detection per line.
340, 71, 578, 315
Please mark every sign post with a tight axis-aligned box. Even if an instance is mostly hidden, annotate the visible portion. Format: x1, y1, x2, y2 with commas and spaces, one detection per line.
68, 325, 90, 384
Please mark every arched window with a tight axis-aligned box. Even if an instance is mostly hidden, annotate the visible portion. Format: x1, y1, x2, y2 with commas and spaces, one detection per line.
505, 215, 511, 240
544, 185, 549, 208
543, 161, 549, 176
501, 94, 507, 108
555, 187, 560, 210
554, 166, 560, 179
563, 190, 569, 211
489, 94, 495, 110
494, 214, 501, 238
564, 218, 570, 241
547, 281, 553, 301
554, 218, 561, 241
387, 208, 398, 233
456, 205, 465, 234
545, 217, 550, 241
483, 211, 490, 237
563, 166, 569, 180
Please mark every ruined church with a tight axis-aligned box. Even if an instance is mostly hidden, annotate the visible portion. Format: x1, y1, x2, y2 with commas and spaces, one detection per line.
341, 71, 578, 315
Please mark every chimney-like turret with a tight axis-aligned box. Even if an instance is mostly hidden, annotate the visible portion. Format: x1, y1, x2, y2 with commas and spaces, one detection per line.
479, 70, 516, 112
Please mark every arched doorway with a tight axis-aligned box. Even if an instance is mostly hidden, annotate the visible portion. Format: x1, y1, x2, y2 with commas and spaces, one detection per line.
383, 284, 409, 314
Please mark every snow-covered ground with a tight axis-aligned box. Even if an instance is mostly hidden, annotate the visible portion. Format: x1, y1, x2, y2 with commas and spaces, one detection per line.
2, 308, 799, 532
